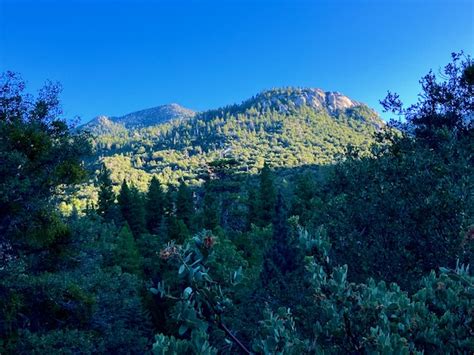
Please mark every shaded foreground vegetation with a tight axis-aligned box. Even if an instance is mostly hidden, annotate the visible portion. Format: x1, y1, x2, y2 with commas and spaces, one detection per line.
0, 53, 473, 354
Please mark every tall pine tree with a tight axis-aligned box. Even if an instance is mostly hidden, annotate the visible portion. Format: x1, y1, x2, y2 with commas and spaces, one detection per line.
118, 179, 132, 224
97, 164, 117, 222
129, 186, 146, 237
118, 180, 146, 237
146, 176, 164, 234
262, 192, 300, 285
115, 223, 142, 275
202, 180, 219, 230
257, 162, 276, 227
176, 181, 194, 230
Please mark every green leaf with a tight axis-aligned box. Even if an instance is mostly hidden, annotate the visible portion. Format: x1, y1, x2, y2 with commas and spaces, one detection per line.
178, 324, 188, 336
183, 287, 193, 299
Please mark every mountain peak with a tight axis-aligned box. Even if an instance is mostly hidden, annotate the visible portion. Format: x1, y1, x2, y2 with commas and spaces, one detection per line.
252, 87, 361, 113
82, 103, 196, 132
113, 103, 196, 128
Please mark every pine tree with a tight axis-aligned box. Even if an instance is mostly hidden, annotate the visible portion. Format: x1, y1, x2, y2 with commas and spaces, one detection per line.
202, 182, 219, 230
97, 164, 116, 221
118, 179, 132, 224
176, 181, 194, 229
257, 162, 276, 227
246, 186, 259, 229
129, 186, 146, 237
262, 192, 299, 284
163, 186, 175, 218
118, 181, 145, 237
146, 176, 164, 234
115, 224, 142, 275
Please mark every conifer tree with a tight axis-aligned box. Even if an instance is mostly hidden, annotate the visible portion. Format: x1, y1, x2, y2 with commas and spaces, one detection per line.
176, 180, 194, 229
262, 192, 299, 284
246, 186, 259, 229
128, 186, 146, 237
118, 180, 145, 237
257, 162, 276, 227
146, 176, 164, 234
163, 186, 175, 218
97, 163, 116, 221
118, 179, 132, 224
115, 224, 142, 275
202, 182, 219, 230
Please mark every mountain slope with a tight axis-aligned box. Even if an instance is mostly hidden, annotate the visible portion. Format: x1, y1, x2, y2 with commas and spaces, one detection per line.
82, 88, 384, 192
82, 103, 196, 134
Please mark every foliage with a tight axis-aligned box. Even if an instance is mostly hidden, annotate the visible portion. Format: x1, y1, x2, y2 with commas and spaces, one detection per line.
304, 53, 473, 289
96, 163, 117, 221
0, 71, 90, 254
1, 53, 472, 354
146, 176, 165, 234
150, 232, 248, 353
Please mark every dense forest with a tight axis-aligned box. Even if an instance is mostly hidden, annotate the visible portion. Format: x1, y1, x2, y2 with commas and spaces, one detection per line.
64, 88, 383, 214
1, 53, 473, 354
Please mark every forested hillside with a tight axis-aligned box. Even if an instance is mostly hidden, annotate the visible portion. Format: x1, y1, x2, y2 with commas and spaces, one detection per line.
68, 88, 383, 212
93, 89, 382, 181
1, 54, 473, 354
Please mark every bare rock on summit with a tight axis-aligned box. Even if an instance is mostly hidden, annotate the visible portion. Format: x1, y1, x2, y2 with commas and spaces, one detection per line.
252, 88, 361, 114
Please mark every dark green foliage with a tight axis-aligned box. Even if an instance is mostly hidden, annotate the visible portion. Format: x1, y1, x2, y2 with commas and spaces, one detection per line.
96, 163, 118, 222
118, 180, 146, 237
1, 216, 152, 354
176, 181, 194, 230
305, 54, 474, 289
262, 192, 298, 283
201, 181, 220, 231
150, 232, 247, 354
0, 72, 90, 253
256, 163, 276, 227
146, 176, 165, 234
115, 224, 142, 275
118, 179, 132, 222
381, 52, 473, 143
2, 54, 472, 354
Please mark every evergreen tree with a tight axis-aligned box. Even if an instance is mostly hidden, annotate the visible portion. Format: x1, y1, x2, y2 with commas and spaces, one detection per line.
115, 224, 142, 275
129, 186, 146, 238
146, 176, 164, 234
0, 72, 90, 254
118, 179, 132, 224
97, 164, 116, 222
257, 162, 276, 227
262, 192, 299, 284
246, 186, 259, 229
290, 172, 318, 225
176, 181, 194, 229
157, 186, 175, 241
118, 181, 145, 237
163, 186, 175, 218
202, 181, 219, 230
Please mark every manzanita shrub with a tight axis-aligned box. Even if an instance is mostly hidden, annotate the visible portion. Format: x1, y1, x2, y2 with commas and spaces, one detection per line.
150, 231, 247, 354
257, 227, 474, 354
152, 228, 473, 354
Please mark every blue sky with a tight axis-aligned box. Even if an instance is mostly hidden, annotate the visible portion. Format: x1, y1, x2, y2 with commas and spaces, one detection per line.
1, 0, 473, 123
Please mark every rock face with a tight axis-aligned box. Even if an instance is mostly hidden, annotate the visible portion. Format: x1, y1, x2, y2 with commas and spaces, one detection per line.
82, 103, 196, 132
252, 88, 361, 113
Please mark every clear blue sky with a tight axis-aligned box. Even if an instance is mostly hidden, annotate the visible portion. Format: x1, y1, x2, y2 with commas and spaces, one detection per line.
1, 0, 473, 123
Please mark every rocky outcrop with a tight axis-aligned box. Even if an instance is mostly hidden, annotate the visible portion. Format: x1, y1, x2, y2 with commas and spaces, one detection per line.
254, 88, 361, 113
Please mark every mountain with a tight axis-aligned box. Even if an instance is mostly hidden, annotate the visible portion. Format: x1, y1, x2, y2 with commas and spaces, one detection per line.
82, 103, 196, 134
239, 88, 362, 113
83, 87, 384, 192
